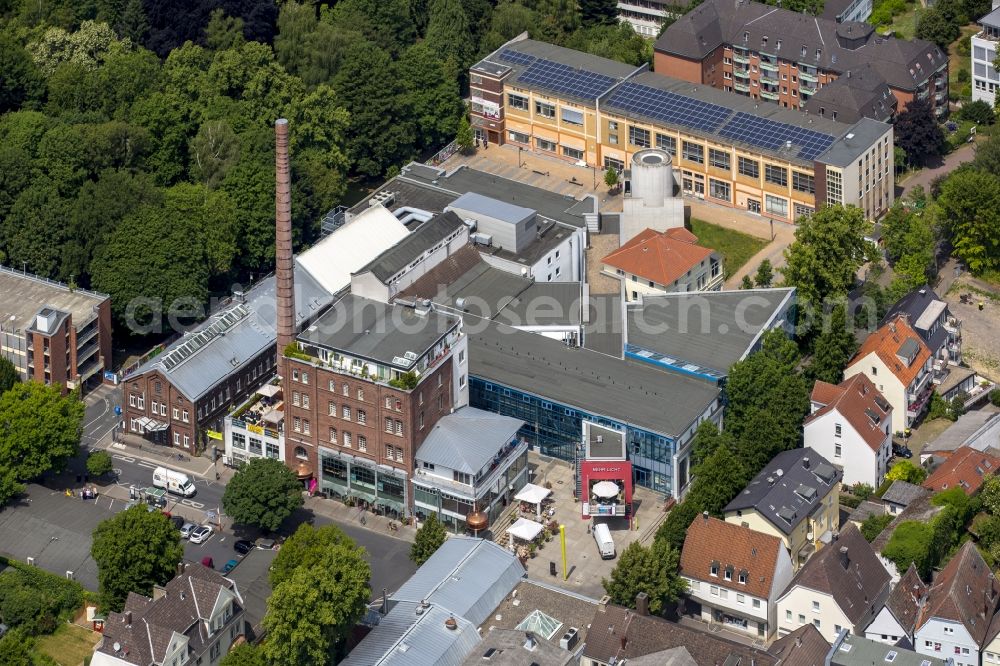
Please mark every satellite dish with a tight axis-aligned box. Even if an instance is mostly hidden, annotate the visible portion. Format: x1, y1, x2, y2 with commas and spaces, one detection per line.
113, 642, 121, 652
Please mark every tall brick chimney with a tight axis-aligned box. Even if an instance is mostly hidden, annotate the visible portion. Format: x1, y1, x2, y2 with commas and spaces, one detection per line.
274, 118, 295, 354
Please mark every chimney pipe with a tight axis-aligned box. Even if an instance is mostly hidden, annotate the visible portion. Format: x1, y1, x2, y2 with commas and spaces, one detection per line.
274, 118, 296, 354
839, 546, 849, 570
635, 592, 650, 616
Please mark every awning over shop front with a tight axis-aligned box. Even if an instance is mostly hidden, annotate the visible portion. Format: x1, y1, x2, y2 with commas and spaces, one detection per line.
507, 518, 544, 542
137, 417, 168, 432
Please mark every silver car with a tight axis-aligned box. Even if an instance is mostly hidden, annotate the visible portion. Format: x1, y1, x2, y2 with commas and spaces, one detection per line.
188, 525, 213, 544
179, 522, 197, 538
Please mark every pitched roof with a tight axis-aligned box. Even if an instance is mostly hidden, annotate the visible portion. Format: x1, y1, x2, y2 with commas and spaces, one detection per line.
801, 63, 896, 124
917, 541, 1000, 645
782, 523, 890, 626
354, 211, 465, 283
655, 0, 945, 92
724, 448, 842, 536
880, 481, 928, 508
601, 227, 716, 287
805, 374, 892, 452
414, 407, 524, 475
768, 624, 830, 666
884, 564, 928, 636
923, 446, 1000, 494
848, 316, 932, 387
881, 286, 950, 354
583, 605, 777, 666
681, 515, 785, 599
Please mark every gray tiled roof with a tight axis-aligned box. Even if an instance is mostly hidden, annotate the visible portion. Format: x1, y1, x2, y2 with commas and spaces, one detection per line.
880, 480, 927, 507
881, 286, 949, 353
129, 262, 333, 402
802, 64, 896, 123
356, 211, 465, 283
724, 448, 842, 536
415, 407, 524, 474
656, 0, 944, 92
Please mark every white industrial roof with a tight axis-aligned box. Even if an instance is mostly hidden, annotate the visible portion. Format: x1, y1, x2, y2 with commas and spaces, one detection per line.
297, 204, 408, 294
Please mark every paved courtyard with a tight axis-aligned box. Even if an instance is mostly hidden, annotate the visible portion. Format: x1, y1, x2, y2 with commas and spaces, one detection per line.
500, 451, 668, 599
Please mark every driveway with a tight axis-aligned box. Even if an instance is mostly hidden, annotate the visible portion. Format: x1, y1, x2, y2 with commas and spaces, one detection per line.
899, 141, 977, 198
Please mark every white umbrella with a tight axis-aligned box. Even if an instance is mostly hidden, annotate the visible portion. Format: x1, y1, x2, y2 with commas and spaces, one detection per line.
592, 481, 620, 499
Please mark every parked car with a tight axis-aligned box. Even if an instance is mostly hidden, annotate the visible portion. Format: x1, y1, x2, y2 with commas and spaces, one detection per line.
234, 540, 254, 555
893, 443, 913, 459
255, 537, 276, 550
170, 515, 185, 530
179, 522, 198, 538
201, 556, 214, 569
222, 559, 239, 574
189, 525, 213, 544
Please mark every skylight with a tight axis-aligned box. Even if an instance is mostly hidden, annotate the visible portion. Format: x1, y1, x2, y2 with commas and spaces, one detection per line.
515, 609, 563, 640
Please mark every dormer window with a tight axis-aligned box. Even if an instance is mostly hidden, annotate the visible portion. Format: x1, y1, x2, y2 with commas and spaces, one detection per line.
776, 39, 782, 50
801, 45, 807, 57
816, 48, 822, 59
724, 566, 733, 581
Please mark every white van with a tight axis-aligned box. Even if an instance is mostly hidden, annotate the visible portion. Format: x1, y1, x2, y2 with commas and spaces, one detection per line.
593, 522, 615, 560
152, 467, 197, 497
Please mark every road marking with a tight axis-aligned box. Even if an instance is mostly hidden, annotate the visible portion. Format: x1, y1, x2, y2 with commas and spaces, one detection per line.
180, 499, 205, 509
82, 397, 109, 429
112, 454, 135, 463
136, 461, 158, 470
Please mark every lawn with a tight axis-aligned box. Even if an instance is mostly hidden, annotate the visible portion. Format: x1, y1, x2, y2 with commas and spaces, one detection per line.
949, 24, 980, 100
884, 3, 920, 40
689, 218, 768, 279
34, 623, 101, 666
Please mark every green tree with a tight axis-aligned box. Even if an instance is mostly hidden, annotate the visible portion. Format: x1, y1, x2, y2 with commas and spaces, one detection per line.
894, 98, 946, 166
960, 99, 996, 125
205, 9, 245, 51
411, 513, 448, 565
0, 382, 84, 486
808, 302, 857, 384
223, 458, 304, 533
686, 443, 747, 516
886, 459, 928, 485
563, 23, 652, 66
604, 166, 619, 190
456, 113, 474, 154
91, 504, 184, 611
0, 35, 45, 113
580, 0, 620, 26
86, 450, 115, 478
915, 8, 960, 50
220, 644, 265, 666
981, 474, 1000, 515
0, 627, 34, 666
263, 546, 370, 665
271, 523, 359, 587
861, 513, 894, 542
754, 259, 774, 287
27, 20, 132, 77
972, 133, 1000, 173
936, 169, 1000, 274
275, 3, 358, 88
603, 539, 686, 614
883, 520, 934, 577
117, 0, 149, 44
189, 119, 241, 189
328, 0, 416, 55
425, 0, 475, 70
740, 275, 754, 289
0, 357, 19, 395
656, 500, 699, 552
332, 40, 414, 179
781, 205, 877, 308
690, 420, 734, 472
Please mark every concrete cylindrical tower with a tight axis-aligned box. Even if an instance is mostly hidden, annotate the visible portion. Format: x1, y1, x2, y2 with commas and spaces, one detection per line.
275, 118, 296, 354
630, 149, 674, 209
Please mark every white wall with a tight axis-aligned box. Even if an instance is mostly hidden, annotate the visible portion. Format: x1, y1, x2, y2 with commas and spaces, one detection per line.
479, 225, 583, 283
620, 196, 684, 246
865, 605, 909, 645
973, 34, 1000, 105
845, 354, 908, 434
916, 619, 979, 666
777, 586, 854, 643
804, 409, 892, 487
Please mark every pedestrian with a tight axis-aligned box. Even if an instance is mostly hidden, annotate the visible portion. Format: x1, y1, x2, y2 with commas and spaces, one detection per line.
980, 301, 985, 311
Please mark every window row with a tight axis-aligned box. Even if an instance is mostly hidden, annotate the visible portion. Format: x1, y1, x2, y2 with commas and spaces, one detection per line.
328, 428, 368, 453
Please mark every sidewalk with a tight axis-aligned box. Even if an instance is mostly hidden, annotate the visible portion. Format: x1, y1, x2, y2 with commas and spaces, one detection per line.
305, 495, 416, 544
100, 435, 224, 481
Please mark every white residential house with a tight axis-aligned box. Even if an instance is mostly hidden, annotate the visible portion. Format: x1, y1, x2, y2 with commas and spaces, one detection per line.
223, 379, 284, 467
914, 542, 1000, 666
776, 523, 891, 643
680, 514, 794, 640
865, 564, 928, 645
804, 374, 893, 488
844, 315, 933, 434
973, 3, 1000, 104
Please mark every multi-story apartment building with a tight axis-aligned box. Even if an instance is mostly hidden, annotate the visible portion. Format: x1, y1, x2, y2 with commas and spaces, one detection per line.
0, 266, 112, 393
822, 0, 874, 23
655, 0, 948, 121
470, 38, 894, 223
280, 294, 469, 519
617, 0, 687, 36
973, 4, 1000, 104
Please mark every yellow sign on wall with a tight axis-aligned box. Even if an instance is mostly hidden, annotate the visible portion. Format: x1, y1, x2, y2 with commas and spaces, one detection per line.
207, 430, 223, 440
246, 424, 264, 436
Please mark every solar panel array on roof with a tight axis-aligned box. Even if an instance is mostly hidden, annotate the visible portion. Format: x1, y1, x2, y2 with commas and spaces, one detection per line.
607, 82, 733, 133
717, 112, 836, 161
497, 49, 537, 66
517, 58, 618, 100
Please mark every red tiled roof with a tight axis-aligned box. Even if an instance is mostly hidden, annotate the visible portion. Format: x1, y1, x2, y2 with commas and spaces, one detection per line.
923, 446, 1000, 494
805, 374, 891, 452
680, 515, 785, 599
601, 228, 716, 287
847, 316, 931, 387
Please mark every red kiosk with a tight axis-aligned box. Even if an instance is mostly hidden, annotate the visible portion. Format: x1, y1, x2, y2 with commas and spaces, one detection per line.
579, 422, 633, 524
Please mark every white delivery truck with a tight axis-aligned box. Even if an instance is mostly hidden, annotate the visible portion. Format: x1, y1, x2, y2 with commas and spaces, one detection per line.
152, 467, 197, 498
593, 522, 616, 560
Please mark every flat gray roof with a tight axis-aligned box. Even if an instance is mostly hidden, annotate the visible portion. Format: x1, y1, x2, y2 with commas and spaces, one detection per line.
482, 219, 577, 267
815, 117, 892, 167
297, 294, 460, 370
496, 282, 583, 327
0, 266, 108, 332
832, 632, 948, 666
625, 288, 795, 377
356, 211, 465, 283
449, 192, 534, 224
468, 318, 720, 438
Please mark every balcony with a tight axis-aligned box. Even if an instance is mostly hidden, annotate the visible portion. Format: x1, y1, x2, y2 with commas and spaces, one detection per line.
944, 316, 961, 334
761, 74, 779, 86
760, 90, 779, 101
799, 70, 818, 83
734, 53, 749, 64
800, 84, 817, 96
734, 68, 750, 79
759, 60, 779, 73
935, 78, 946, 90
230, 386, 284, 438
734, 82, 750, 93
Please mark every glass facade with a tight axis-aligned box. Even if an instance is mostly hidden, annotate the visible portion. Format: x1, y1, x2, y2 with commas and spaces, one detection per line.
469, 377, 682, 495
318, 448, 408, 516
